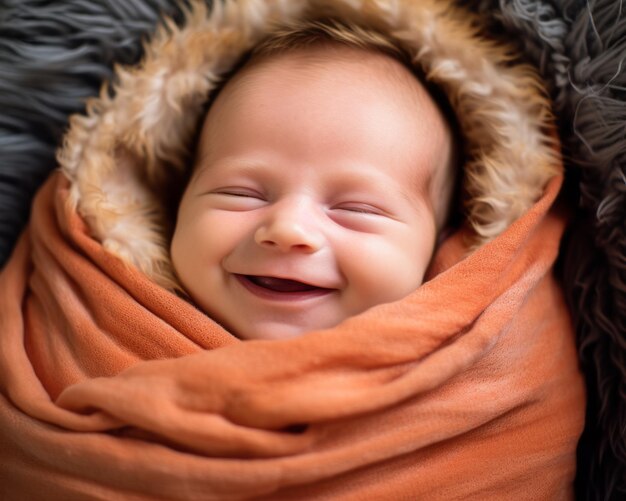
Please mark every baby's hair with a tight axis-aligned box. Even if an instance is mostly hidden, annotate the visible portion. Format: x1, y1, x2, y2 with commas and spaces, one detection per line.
249, 18, 411, 62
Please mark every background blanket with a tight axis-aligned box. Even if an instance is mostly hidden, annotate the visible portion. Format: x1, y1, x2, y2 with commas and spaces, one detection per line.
0, 0, 623, 498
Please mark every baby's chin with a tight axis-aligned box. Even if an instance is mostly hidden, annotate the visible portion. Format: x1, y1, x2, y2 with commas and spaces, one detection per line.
230, 319, 340, 341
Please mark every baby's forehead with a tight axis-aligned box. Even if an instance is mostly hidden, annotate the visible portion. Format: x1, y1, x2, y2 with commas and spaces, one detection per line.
226, 44, 436, 113
199, 44, 453, 164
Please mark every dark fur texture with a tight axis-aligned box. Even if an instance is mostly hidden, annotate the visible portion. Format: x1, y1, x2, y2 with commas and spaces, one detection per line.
465, 3, 626, 499
0, 0, 187, 263
0, 0, 623, 499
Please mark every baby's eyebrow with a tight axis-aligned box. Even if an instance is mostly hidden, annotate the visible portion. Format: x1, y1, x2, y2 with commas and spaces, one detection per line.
326, 169, 399, 193
191, 158, 267, 183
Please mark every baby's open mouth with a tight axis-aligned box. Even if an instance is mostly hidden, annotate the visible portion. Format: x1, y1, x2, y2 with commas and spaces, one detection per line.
234, 274, 334, 300
244, 275, 321, 292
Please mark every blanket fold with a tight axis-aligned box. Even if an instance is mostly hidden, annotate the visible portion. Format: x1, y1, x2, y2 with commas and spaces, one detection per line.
0, 172, 585, 500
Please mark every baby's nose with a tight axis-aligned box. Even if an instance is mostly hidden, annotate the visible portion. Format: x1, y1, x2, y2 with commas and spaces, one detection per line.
254, 200, 325, 253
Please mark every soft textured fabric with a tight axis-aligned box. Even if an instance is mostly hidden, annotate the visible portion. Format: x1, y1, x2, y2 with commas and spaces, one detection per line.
463, 5, 626, 494
0, 0, 185, 267
0, 0, 593, 498
0, 4, 623, 495
0, 171, 584, 499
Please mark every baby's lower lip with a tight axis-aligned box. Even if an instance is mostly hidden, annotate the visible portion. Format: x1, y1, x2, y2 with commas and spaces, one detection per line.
234, 274, 335, 302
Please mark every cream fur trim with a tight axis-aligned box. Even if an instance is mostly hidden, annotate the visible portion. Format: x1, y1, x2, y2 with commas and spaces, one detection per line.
57, 0, 561, 289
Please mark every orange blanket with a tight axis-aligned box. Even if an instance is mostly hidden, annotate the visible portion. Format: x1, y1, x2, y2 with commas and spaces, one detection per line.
0, 172, 585, 500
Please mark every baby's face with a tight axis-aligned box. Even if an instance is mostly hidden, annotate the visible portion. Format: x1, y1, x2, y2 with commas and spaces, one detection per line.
171, 47, 453, 340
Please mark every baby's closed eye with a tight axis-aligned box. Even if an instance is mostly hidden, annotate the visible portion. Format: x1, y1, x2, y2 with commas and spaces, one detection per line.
204, 187, 267, 210
213, 188, 264, 199
331, 203, 385, 216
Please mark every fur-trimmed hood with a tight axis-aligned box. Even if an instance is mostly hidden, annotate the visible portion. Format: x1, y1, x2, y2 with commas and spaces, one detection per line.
57, 0, 561, 289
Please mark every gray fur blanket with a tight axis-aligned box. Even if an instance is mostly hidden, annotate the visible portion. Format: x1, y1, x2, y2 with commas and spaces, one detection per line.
0, 1, 623, 499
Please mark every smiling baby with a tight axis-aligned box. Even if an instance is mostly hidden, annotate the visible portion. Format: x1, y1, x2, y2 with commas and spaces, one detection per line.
170, 21, 457, 340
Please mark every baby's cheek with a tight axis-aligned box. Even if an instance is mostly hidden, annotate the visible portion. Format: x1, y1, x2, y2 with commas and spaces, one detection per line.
379, 247, 427, 300
170, 224, 192, 277
342, 237, 428, 312
171, 210, 226, 282
184, 207, 247, 247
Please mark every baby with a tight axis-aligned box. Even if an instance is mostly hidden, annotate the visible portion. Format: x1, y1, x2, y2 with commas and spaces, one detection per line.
170, 22, 457, 341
